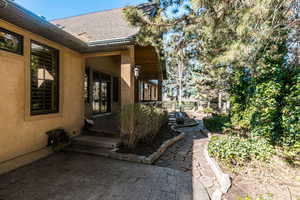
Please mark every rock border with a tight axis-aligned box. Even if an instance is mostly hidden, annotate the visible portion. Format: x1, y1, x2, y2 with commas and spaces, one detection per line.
174, 120, 199, 128
204, 144, 231, 193
106, 131, 185, 164
201, 129, 231, 200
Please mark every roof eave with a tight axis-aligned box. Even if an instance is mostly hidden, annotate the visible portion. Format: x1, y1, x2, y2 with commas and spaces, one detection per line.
88, 36, 135, 47
82, 36, 135, 53
0, 0, 87, 52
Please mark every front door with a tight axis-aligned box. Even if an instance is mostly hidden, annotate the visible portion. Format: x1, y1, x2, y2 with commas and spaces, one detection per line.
92, 71, 111, 114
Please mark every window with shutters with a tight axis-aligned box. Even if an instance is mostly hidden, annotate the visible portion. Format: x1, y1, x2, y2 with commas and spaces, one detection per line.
30, 41, 59, 115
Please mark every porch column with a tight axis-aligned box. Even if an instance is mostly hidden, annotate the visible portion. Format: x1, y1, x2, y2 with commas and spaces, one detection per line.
121, 46, 135, 106
120, 46, 135, 134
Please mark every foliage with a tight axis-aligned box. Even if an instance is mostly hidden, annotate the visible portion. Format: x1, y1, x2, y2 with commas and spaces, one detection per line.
281, 68, 300, 147
228, 42, 300, 148
203, 114, 230, 133
162, 101, 197, 111
123, 0, 300, 153
229, 67, 253, 129
238, 194, 274, 200
208, 135, 274, 166
202, 107, 214, 114
121, 104, 168, 148
163, 33, 193, 104
281, 144, 300, 166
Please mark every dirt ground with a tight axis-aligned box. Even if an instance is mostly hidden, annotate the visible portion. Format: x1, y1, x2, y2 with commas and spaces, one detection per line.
192, 111, 300, 200
117, 124, 179, 156
222, 155, 300, 200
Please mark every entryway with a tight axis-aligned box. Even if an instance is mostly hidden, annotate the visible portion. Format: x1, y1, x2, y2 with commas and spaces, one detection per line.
92, 71, 111, 114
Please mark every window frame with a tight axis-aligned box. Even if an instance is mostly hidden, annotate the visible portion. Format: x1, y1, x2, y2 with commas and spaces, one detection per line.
30, 40, 60, 116
84, 67, 90, 103
0, 27, 23, 55
112, 76, 119, 103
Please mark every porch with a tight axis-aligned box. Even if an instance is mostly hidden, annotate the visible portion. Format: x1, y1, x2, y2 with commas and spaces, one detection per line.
83, 45, 164, 133
67, 46, 165, 155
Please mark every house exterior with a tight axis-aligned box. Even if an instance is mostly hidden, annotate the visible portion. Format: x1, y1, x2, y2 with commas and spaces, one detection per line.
0, 1, 165, 174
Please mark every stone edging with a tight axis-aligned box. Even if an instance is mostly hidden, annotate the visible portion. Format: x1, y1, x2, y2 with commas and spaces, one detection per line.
174, 120, 199, 128
107, 131, 185, 164
203, 133, 231, 200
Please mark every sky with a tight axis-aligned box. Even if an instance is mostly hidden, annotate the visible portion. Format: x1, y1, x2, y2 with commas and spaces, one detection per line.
15, 0, 148, 20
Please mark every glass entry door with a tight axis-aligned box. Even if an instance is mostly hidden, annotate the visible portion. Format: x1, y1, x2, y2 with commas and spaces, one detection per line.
92, 72, 111, 114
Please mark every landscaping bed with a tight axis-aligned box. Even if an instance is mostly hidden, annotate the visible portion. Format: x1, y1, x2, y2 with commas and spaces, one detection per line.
204, 114, 300, 200
207, 134, 300, 200
222, 155, 300, 200
117, 124, 180, 156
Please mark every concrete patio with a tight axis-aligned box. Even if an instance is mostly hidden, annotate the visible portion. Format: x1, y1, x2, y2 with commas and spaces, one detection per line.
0, 152, 208, 200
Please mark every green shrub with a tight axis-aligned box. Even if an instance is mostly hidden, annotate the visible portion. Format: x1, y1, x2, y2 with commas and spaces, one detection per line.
208, 135, 274, 166
121, 104, 168, 148
238, 195, 273, 200
203, 114, 230, 132
228, 41, 300, 154
162, 101, 198, 111
282, 69, 300, 147
203, 107, 214, 114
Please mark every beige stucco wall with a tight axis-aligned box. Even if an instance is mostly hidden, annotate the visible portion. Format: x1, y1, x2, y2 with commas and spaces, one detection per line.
0, 20, 85, 174
86, 56, 120, 77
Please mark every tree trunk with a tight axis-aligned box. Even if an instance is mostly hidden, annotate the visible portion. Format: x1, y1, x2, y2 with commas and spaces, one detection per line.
227, 101, 230, 112
178, 51, 183, 109
218, 92, 222, 110
223, 102, 227, 113
207, 101, 211, 108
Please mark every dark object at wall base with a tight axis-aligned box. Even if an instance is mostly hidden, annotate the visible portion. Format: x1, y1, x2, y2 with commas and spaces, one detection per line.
84, 118, 94, 130
176, 112, 185, 125
46, 129, 69, 148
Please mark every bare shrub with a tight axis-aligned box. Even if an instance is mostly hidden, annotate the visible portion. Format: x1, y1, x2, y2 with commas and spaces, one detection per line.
121, 104, 168, 148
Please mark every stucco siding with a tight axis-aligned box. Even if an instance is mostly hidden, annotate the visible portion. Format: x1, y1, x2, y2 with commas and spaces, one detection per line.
0, 20, 85, 174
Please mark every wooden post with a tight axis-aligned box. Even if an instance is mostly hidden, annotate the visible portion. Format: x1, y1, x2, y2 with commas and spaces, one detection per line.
121, 46, 135, 106
120, 46, 135, 134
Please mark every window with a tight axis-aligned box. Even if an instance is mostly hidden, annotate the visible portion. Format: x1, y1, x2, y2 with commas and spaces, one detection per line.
113, 77, 119, 103
84, 67, 90, 103
140, 81, 144, 101
0, 27, 23, 55
30, 41, 59, 115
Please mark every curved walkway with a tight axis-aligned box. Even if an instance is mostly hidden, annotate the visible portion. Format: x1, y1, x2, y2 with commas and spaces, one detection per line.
156, 120, 219, 199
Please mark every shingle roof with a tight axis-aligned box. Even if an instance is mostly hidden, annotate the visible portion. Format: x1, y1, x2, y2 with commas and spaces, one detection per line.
51, 8, 139, 43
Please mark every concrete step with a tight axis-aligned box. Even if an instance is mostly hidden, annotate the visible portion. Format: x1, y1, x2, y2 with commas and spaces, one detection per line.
72, 135, 121, 149
83, 130, 120, 138
64, 144, 113, 157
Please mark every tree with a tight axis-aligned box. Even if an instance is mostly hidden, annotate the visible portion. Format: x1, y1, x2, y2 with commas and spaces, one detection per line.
124, 0, 300, 146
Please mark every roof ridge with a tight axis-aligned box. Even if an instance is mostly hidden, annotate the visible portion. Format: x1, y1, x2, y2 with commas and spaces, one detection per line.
51, 7, 124, 22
